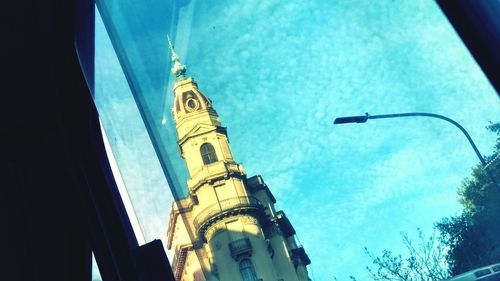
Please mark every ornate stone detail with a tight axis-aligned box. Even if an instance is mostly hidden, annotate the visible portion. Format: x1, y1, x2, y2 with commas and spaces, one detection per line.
240, 215, 258, 225
187, 161, 246, 192
205, 221, 226, 242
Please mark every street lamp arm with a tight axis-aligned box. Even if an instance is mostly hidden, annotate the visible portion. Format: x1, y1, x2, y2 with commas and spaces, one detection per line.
367, 112, 486, 165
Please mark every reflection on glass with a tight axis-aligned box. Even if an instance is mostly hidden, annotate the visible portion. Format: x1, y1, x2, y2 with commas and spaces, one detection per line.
93, 0, 499, 280
92, 253, 102, 281
94, 6, 172, 252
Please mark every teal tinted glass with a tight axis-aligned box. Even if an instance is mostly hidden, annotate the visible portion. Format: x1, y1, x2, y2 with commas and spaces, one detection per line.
94, 0, 499, 280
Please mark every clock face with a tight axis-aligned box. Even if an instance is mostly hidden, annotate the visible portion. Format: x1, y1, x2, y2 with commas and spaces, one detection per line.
185, 98, 199, 112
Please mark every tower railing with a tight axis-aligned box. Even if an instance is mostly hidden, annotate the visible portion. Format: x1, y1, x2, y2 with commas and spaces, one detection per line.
193, 196, 262, 235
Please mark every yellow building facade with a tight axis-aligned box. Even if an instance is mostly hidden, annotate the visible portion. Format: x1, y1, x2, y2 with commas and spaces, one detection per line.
166, 40, 311, 281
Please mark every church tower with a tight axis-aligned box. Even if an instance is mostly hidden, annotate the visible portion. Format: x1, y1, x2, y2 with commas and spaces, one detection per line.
166, 39, 311, 281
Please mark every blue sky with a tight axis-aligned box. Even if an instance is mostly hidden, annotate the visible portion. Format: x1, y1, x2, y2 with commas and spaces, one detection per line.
93, 1, 499, 280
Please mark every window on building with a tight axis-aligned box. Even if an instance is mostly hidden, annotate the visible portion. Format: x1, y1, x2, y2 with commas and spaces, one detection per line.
200, 143, 217, 165
239, 259, 258, 281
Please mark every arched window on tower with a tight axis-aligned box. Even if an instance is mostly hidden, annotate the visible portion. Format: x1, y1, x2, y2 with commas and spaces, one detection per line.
239, 259, 258, 281
200, 143, 218, 165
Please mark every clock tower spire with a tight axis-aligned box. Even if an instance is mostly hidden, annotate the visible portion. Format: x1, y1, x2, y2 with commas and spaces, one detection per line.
168, 36, 187, 81
166, 39, 311, 281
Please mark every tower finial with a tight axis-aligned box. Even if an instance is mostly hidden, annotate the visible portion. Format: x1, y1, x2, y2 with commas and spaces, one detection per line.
167, 35, 187, 80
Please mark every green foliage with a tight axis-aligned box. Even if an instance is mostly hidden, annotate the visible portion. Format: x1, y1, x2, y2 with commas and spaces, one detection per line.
486, 122, 500, 151
436, 122, 500, 275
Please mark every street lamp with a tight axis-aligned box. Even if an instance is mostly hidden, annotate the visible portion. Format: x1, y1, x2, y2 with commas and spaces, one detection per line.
333, 112, 499, 192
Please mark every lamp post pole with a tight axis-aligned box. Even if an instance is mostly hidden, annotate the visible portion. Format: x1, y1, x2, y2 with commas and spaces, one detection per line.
333, 112, 499, 192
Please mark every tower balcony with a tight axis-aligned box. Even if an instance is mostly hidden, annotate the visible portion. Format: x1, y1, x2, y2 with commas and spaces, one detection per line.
290, 246, 311, 266
275, 211, 296, 237
193, 196, 263, 238
229, 237, 252, 261
188, 160, 245, 191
